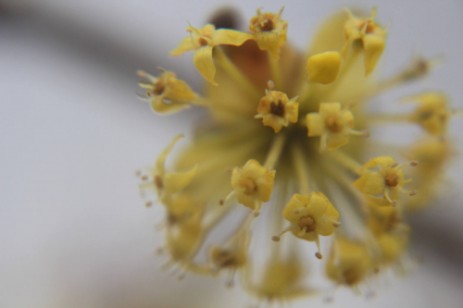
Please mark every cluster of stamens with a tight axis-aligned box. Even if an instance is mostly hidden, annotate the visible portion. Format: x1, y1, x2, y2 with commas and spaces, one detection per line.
135, 6, 456, 303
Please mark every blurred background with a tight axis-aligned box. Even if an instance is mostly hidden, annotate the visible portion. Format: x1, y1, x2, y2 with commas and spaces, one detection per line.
1, 0, 462, 307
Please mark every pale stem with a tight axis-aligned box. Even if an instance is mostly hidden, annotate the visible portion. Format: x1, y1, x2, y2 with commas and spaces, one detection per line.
269, 53, 283, 89
292, 144, 312, 194
264, 134, 286, 169
321, 162, 372, 240
328, 150, 363, 175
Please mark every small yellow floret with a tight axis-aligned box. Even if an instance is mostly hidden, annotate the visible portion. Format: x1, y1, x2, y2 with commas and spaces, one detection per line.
354, 156, 407, 206
408, 138, 451, 176
343, 9, 386, 75
256, 89, 299, 133
154, 135, 198, 202
209, 229, 250, 283
165, 215, 204, 264
164, 193, 202, 226
249, 8, 288, 59
306, 51, 341, 84
326, 237, 373, 286
171, 24, 252, 85
282, 193, 339, 243
404, 138, 451, 211
375, 231, 408, 264
249, 254, 311, 301
366, 203, 403, 234
138, 70, 198, 114
409, 92, 451, 135
305, 102, 355, 151
210, 246, 247, 272
231, 159, 275, 212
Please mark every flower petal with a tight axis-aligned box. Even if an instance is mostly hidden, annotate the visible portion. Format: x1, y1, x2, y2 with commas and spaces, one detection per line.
212, 29, 252, 47
150, 97, 190, 114
193, 46, 217, 85
363, 34, 385, 75
171, 36, 197, 56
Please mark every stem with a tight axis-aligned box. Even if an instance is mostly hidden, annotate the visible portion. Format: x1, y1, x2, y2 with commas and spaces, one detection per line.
292, 144, 311, 194
269, 53, 283, 89
264, 134, 286, 169
328, 150, 363, 175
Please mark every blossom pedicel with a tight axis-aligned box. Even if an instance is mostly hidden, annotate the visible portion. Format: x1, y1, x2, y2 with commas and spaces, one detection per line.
136, 7, 456, 303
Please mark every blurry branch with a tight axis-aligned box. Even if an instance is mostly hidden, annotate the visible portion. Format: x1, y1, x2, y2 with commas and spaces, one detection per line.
0, 4, 161, 80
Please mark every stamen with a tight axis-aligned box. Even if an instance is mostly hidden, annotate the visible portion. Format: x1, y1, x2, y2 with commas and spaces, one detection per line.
374, 57, 443, 93
328, 150, 363, 175
272, 226, 292, 242
137, 69, 157, 83
314, 236, 323, 259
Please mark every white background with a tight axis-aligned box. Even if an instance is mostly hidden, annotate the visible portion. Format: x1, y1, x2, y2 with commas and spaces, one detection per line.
1, 1, 463, 307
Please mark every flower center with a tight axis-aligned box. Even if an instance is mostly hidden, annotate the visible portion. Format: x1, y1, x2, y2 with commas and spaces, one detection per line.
270, 100, 285, 116
213, 249, 237, 268
384, 172, 399, 187
153, 81, 166, 95
325, 115, 343, 133
198, 37, 210, 46
241, 177, 258, 195
342, 268, 360, 285
154, 175, 164, 190
299, 215, 316, 233
359, 20, 376, 34
260, 18, 274, 32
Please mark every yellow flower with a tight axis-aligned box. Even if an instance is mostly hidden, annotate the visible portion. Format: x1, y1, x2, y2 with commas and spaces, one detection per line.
343, 8, 387, 75
208, 221, 251, 286
147, 135, 198, 203
137, 70, 198, 114
306, 102, 358, 151
246, 252, 312, 303
326, 237, 374, 286
164, 214, 205, 269
354, 156, 410, 206
137, 5, 456, 302
408, 92, 452, 135
255, 85, 299, 133
282, 193, 339, 240
231, 159, 275, 213
171, 24, 252, 85
375, 231, 409, 264
249, 8, 288, 59
403, 138, 452, 211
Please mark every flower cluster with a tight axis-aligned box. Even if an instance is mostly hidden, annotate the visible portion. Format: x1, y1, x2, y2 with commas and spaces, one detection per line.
136, 6, 455, 304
